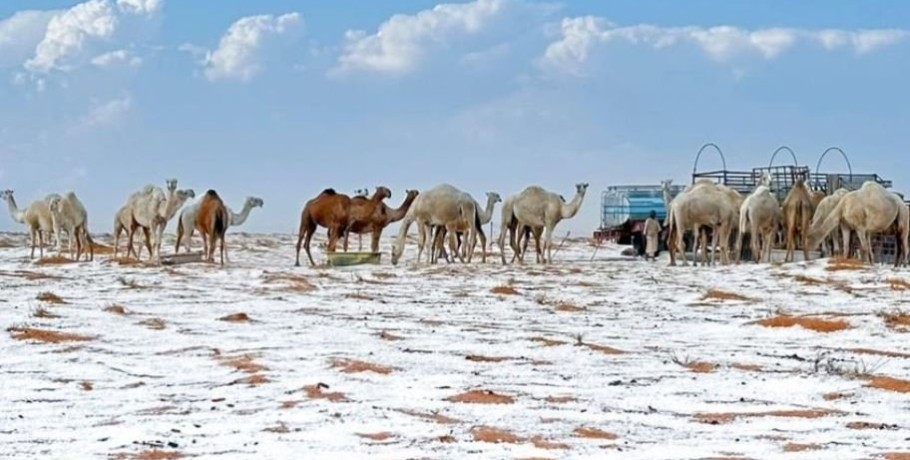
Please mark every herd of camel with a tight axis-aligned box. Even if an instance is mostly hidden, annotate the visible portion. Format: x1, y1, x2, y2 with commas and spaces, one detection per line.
1, 173, 907, 268
662, 172, 910, 267
0, 180, 588, 267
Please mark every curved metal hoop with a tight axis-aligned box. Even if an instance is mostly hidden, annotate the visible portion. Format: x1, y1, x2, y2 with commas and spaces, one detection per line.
768, 145, 798, 168
815, 146, 853, 188
692, 143, 727, 176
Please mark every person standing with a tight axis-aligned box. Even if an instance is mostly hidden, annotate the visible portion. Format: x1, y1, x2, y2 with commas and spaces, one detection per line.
643, 210, 661, 261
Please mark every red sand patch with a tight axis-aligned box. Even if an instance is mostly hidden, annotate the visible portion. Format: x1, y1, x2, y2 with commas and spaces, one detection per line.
81, 381, 93, 391
437, 435, 456, 443
139, 318, 166, 330
396, 409, 461, 425
750, 315, 850, 332
232, 374, 269, 386
219, 312, 251, 322
823, 392, 851, 401
682, 361, 717, 373
702, 289, 752, 302
866, 376, 910, 393
491, 285, 520, 295
378, 331, 403, 341
303, 383, 348, 402
218, 353, 267, 374
280, 400, 299, 410
330, 358, 393, 375
357, 432, 394, 441
471, 426, 522, 443
8, 327, 93, 343
880, 454, 910, 460
530, 337, 566, 347
530, 436, 569, 450
582, 342, 626, 355
105, 305, 128, 315
263, 272, 317, 292
115, 451, 183, 460
732, 363, 763, 372
554, 303, 585, 312
34, 256, 76, 266
694, 409, 840, 424
545, 396, 577, 404
880, 311, 910, 331
826, 257, 866, 271
446, 389, 515, 404
888, 278, 910, 291
573, 427, 618, 440
36, 292, 66, 304
783, 443, 823, 452
466, 355, 511, 363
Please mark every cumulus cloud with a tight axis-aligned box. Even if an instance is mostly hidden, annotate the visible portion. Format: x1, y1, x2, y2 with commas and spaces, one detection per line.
24, 0, 161, 74
333, 0, 542, 76
0, 10, 59, 68
91, 49, 142, 67
541, 16, 910, 75
78, 94, 132, 129
202, 12, 302, 82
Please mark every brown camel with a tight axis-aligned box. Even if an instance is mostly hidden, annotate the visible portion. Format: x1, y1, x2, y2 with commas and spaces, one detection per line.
344, 186, 417, 253
195, 190, 229, 265
295, 188, 354, 267
782, 178, 815, 262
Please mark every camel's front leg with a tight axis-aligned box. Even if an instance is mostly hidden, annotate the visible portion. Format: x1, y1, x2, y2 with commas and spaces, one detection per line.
542, 225, 554, 264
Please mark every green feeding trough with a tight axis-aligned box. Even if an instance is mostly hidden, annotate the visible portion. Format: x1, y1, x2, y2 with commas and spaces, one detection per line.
325, 251, 382, 267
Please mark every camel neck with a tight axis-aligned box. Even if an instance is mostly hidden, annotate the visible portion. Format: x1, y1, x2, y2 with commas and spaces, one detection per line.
4, 196, 25, 223
561, 192, 585, 219
231, 202, 255, 226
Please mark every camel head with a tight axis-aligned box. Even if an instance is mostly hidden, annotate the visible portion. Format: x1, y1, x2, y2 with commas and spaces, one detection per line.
405, 189, 419, 201
166, 179, 178, 193
373, 186, 392, 201
575, 183, 589, 195
760, 171, 773, 188
177, 189, 196, 201
354, 188, 368, 197
0, 190, 13, 202
247, 196, 265, 208
486, 192, 502, 204
47, 195, 62, 213
660, 179, 673, 191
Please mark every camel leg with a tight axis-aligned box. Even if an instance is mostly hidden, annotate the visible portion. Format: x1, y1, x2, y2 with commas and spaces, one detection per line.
543, 225, 554, 265
735, 225, 745, 265
841, 227, 851, 259
709, 226, 719, 266
370, 230, 382, 254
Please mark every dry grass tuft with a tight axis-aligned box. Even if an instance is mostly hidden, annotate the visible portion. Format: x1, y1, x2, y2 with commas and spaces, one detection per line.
81, 381, 93, 391
793, 274, 826, 285
37, 292, 66, 304
302, 383, 348, 402
702, 289, 752, 302
377, 331, 403, 341
848, 348, 910, 359
847, 421, 897, 430
823, 392, 850, 401
554, 303, 585, 312
750, 315, 850, 333
544, 395, 577, 404
573, 427, 618, 440
90, 243, 115, 255
579, 341, 626, 355
0, 238, 15, 248
865, 375, 910, 393
219, 312, 251, 323
694, 409, 841, 424
880, 310, 910, 331
887, 278, 910, 291
330, 358, 393, 375
105, 305, 128, 315
826, 257, 866, 271
33, 307, 60, 319
490, 285, 520, 296
446, 389, 515, 405
139, 318, 166, 330
34, 255, 75, 266
0, 269, 61, 281
471, 426, 523, 444
264, 422, 290, 433
112, 257, 143, 267
8, 327, 93, 343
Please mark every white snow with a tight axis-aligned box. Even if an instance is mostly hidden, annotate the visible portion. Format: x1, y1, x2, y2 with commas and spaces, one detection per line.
1, 232, 909, 459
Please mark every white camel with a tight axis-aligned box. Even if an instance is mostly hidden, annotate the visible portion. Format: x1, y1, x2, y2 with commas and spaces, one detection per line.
735, 173, 780, 263
809, 181, 909, 265
666, 181, 737, 266
175, 196, 264, 254
509, 183, 588, 265
809, 188, 849, 257
118, 179, 194, 261
47, 192, 94, 261
1, 190, 56, 259
432, 191, 501, 262
391, 184, 480, 265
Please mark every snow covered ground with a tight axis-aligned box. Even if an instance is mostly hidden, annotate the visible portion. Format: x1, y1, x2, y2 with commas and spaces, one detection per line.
1, 232, 909, 460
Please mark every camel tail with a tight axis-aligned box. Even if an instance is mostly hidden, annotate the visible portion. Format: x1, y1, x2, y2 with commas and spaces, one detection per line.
214, 207, 228, 239
808, 198, 844, 250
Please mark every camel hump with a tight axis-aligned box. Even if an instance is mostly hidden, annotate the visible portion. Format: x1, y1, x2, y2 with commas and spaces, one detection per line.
205, 189, 220, 199
321, 188, 337, 196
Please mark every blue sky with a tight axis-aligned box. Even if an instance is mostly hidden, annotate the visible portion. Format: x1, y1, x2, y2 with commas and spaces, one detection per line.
1, 0, 908, 235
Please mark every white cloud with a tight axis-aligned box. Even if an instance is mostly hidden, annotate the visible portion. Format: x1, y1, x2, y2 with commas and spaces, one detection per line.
334, 0, 529, 76
24, 0, 161, 74
78, 94, 132, 128
0, 10, 59, 68
116, 0, 162, 15
91, 49, 142, 67
202, 12, 302, 82
541, 17, 910, 75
